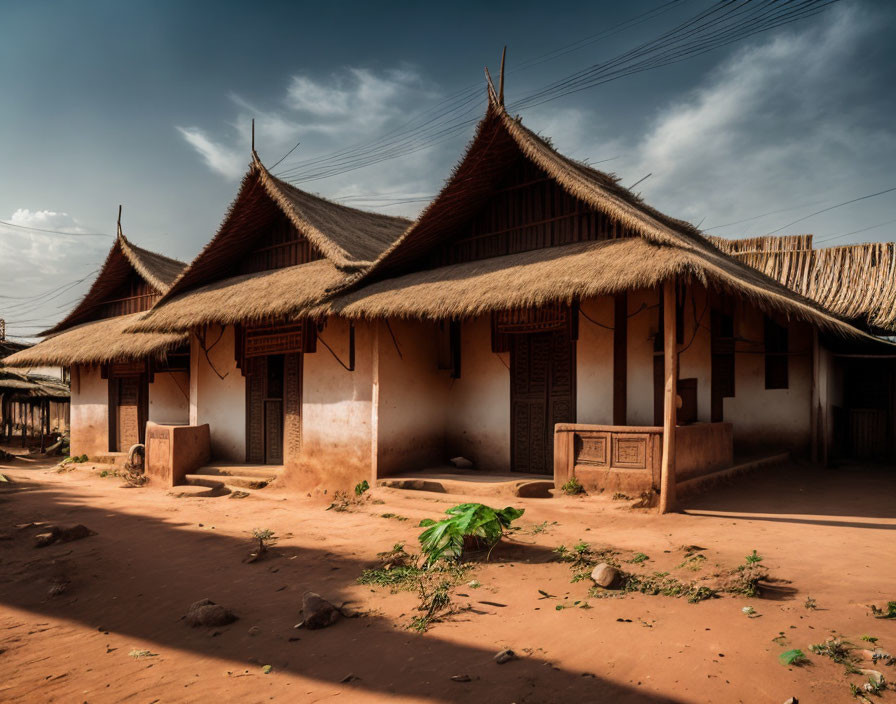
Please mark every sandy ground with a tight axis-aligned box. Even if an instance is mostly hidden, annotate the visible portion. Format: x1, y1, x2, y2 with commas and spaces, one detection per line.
0, 455, 894, 704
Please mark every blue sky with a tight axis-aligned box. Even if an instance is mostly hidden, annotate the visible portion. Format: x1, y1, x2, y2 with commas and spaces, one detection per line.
1, 0, 895, 339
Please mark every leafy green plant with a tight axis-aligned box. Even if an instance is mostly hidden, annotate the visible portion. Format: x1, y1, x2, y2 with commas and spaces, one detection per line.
629, 552, 649, 564
380, 513, 409, 521
354, 480, 370, 496
561, 476, 584, 495
745, 550, 763, 564
418, 503, 524, 566
804, 596, 817, 610
861, 635, 878, 644
678, 553, 707, 571
810, 638, 855, 664
779, 649, 809, 666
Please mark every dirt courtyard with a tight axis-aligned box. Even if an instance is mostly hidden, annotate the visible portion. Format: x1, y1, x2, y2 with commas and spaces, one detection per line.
1, 456, 894, 703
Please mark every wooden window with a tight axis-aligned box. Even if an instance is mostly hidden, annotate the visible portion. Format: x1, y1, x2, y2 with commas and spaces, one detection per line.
764, 317, 789, 390
710, 309, 736, 422
437, 320, 462, 378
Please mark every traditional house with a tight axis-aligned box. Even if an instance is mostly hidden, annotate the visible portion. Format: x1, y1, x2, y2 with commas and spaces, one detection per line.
712, 235, 896, 463
128, 157, 411, 484
5, 225, 188, 460
133, 84, 885, 510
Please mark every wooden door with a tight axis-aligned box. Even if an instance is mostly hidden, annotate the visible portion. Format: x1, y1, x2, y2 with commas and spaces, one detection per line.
510, 329, 575, 474
110, 374, 147, 452
245, 355, 286, 465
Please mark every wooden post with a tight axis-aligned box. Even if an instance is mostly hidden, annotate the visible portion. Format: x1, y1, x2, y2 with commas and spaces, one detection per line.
39, 400, 46, 453
658, 278, 678, 514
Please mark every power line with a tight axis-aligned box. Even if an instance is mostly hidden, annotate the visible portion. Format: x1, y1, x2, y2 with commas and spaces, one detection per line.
814, 216, 896, 245
0, 219, 113, 237
762, 186, 896, 236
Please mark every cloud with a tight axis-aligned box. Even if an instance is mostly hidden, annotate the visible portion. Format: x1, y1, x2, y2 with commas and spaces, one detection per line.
9, 208, 89, 234
176, 126, 245, 179
609, 5, 896, 236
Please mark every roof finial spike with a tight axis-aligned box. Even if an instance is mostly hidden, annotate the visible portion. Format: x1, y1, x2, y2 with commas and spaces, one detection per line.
117, 204, 123, 239
251, 118, 255, 153
498, 46, 507, 107
484, 66, 497, 103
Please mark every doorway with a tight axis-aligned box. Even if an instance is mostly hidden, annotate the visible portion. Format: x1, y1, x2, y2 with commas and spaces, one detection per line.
510, 327, 575, 474
246, 354, 285, 464
109, 373, 148, 452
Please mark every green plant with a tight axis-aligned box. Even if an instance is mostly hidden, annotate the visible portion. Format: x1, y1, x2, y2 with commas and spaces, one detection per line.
870, 601, 896, 619
810, 637, 855, 664
629, 552, 649, 564
381, 513, 409, 521
861, 635, 878, 644
678, 553, 707, 571
611, 492, 631, 501
410, 579, 452, 632
561, 476, 584, 495
727, 562, 769, 597
253, 528, 275, 551
745, 550, 763, 564
418, 503, 524, 566
779, 649, 809, 666
804, 596, 817, 610
354, 480, 370, 496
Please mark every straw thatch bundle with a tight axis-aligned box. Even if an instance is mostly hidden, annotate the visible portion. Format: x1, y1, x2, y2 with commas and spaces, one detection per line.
43, 232, 185, 336
0, 369, 69, 399
712, 235, 896, 332
4, 314, 187, 367
127, 259, 344, 333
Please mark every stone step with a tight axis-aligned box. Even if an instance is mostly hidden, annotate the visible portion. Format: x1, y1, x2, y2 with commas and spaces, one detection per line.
184, 474, 270, 490
193, 465, 281, 480
378, 476, 554, 499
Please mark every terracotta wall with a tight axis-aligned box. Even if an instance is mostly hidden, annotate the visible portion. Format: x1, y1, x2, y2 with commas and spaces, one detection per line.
149, 371, 190, 425
190, 325, 246, 462
69, 364, 109, 457
626, 288, 660, 425
443, 315, 511, 472
576, 296, 615, 424
375, 318, 449, 476
289, 317, 377, 490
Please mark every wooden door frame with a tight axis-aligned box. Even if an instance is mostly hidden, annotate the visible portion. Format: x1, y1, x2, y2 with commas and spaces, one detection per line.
246, 352, 301, 465
509, 325, 576, 474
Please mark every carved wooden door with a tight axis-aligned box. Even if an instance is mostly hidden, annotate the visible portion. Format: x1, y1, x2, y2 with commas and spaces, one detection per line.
114, 375, 146, 452
245, 355, 287, 465
510, 329, 575, 474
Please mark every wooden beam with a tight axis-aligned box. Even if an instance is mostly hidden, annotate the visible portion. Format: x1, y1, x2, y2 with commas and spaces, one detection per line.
810, 328, 819, 464
613, 293, 627, 425
658, 278, 678, 514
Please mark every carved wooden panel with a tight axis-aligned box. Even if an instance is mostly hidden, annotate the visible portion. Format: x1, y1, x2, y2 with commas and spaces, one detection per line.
246, 356, 266, 464
264, 400, 283, 464
612, 434, 650, 469
116, 376, 140, 452
283, 352, 302, 464
245, 323, 304, 358
576, 433, 609, 466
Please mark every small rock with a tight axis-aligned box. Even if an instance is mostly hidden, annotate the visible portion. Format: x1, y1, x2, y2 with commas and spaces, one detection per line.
859, 669, 884, 687
590, 563, 620, 588
247, 626, 260, 636
34, 529, 60, 548
57, 524, 95, 542
185, 599, 237, 627
340, 673, 359, 683
450, 456, 473, 469
494, 648, 516, 664
450, 674, 472, 682
783, 698, 798, 704
301, 592, 341, 630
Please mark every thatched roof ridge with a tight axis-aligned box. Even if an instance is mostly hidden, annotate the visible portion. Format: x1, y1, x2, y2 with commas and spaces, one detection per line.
127, 259, 344, 334
4, 314, 187, 367
157, 156, 410, 305
317, 239, 882, 341
712, 235, 896, 331
0, 368, 69, 399
346, 91, 710, 287
42, 232, 186, 336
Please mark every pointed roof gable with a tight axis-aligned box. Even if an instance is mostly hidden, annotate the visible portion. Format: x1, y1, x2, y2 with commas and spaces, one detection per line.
156, 155, 411, 305
42, 231, 186, 336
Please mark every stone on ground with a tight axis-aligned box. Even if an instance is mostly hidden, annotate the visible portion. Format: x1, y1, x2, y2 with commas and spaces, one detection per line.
185, 598, 237, 627
301, 592, 341, 630
590, 563, 620, 588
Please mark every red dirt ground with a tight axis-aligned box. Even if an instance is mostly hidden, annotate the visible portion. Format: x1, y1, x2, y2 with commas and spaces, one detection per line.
1, 455, 894, 703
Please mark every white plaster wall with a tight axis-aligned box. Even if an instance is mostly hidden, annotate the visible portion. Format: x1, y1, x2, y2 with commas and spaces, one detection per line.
626, 288, 662, 425
375, 318, 449, 476
70, 364, 109, 457
444, 315, 511, 472
576, 296, 615, 425
296, 317, 377, 487
723, 307, 813, 454
191, 325, 245, 462
149, 371, 190, 425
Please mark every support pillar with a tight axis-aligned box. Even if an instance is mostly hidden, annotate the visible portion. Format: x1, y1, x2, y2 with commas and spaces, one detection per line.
810, 328, 819, 464
659, 278, 678, 514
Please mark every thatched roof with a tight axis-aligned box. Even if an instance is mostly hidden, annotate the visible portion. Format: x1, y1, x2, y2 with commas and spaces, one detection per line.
0, 368, 69, 400
322, 91, 879, 341
710, 235, 896, 332
43, 231, 186, 336
3, 314, 187, 367
155, 155, 411, 306
316, 238, 880, 339
128, 260, 344, 333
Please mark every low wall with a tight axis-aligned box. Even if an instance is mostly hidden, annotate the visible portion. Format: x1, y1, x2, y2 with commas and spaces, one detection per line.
145, 422, 211, 487
554, 422, 733, 494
